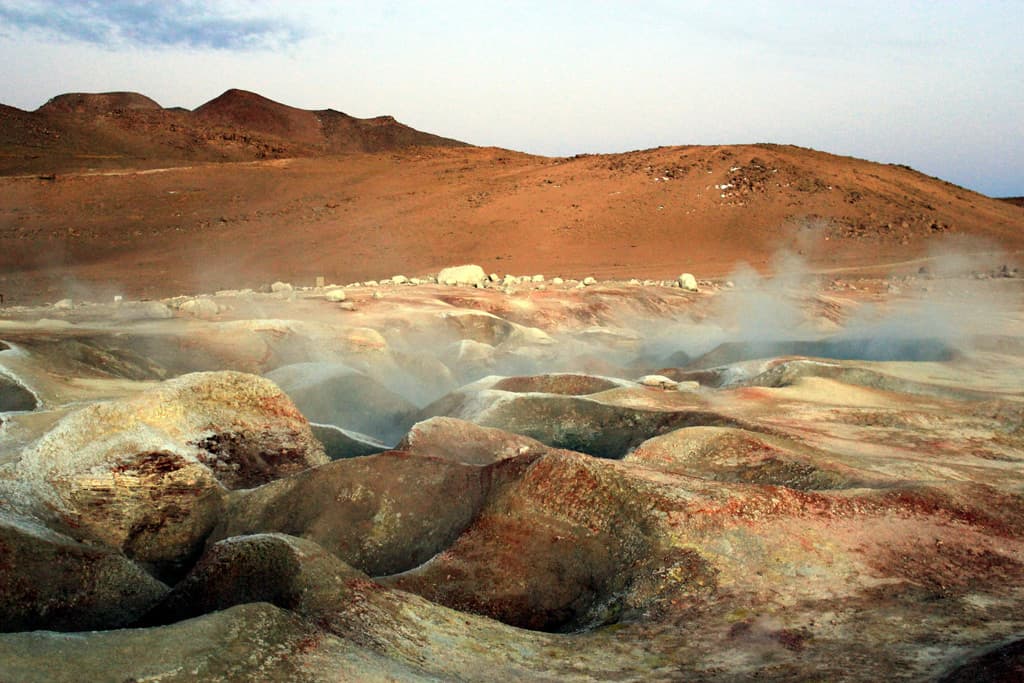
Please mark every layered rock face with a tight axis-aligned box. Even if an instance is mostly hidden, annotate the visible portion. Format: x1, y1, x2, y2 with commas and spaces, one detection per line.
1, 277, 1023, 681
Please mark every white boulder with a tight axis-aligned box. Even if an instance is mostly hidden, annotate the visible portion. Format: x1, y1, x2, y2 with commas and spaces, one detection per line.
438, 264, 486, 287
678, 273, 698, 291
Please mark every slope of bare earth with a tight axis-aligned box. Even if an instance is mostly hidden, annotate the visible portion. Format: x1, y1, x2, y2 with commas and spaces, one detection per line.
1, 141, 1022, 305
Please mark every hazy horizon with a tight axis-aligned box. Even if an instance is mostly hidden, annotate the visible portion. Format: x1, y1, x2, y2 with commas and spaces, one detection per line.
1, 1, 1020, 196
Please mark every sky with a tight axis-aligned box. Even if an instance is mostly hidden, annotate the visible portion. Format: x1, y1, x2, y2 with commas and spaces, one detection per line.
0, 1, 1021, 196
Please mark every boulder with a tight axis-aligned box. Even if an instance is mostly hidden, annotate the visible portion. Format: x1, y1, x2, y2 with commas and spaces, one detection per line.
391, 275, 408, 285
583, 277, 597, 286
677, 273, 698, 291
270, 281, 293, 293
438, 264, 486, 286
15, 371, 327, 565
0, 512, 168, 632
551, 277, 564, 285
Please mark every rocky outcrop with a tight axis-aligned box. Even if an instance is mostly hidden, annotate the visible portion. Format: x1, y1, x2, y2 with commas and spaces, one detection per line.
14, 372, 326, 568
210, 451, 532, 576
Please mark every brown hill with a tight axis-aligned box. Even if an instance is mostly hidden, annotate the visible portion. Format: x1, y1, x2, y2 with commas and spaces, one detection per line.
193, 89, 324, 145
1, 141, 1022, 305
0, 89, 467, 176
38, 92, 163, 115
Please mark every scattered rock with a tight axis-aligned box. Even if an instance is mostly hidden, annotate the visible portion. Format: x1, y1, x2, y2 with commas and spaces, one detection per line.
551, 277, 564, 285
52, 298, 73, 309
270, 281, 293, 294
583, 276, 597, 286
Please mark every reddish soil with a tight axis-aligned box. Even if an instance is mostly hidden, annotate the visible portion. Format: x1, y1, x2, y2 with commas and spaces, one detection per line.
1, 90, 1022, 305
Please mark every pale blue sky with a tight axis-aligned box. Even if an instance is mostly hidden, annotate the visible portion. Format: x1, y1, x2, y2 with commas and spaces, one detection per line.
1, 1, 1020, 196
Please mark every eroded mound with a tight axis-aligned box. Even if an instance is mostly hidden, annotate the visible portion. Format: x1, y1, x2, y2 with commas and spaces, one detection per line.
422, 384, 761, 459
626, 426, 884, 489
492, 373, 621, 395
210, 451, 534, 576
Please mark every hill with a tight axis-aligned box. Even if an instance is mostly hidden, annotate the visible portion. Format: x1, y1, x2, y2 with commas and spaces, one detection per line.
0, 89, 467, 175
1, 138, 1022, 304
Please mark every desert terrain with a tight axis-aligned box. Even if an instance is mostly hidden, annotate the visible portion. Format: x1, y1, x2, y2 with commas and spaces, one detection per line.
1, 91, 1023, 681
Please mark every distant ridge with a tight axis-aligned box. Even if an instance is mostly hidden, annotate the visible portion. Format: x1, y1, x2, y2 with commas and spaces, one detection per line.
0, 88, 468, 174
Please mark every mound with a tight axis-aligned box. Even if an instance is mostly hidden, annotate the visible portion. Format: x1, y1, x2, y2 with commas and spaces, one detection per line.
37, 91, 163, 114
194, 88, 322, 145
